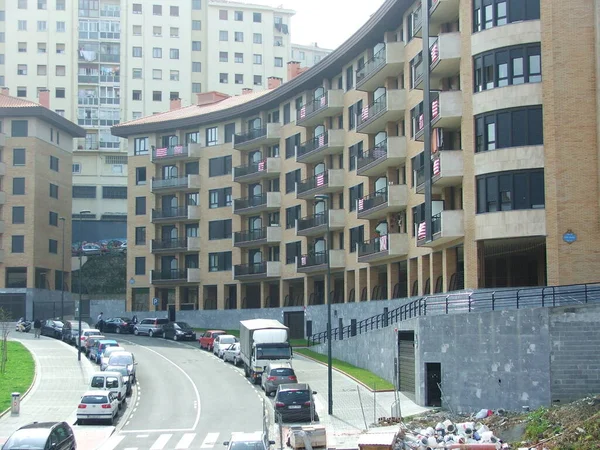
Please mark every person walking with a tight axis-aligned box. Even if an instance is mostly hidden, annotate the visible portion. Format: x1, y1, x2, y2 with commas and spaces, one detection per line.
33, 318, 42, 338
97, 312, 104, 332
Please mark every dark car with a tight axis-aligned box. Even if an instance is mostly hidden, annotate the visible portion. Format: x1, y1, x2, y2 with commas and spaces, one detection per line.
1, 421, 76, 450
162, 322, 197, 341
107, 351, 137, 383
103, 317, 134, 334
274, 383, 319, 423
62, 320, 92, 343
41, 320, 64, 339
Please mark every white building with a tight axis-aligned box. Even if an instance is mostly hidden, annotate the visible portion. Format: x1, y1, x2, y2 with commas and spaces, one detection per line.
291, 43, 333, 68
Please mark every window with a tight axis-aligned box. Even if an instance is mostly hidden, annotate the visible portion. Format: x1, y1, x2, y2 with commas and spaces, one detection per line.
274, 36, 283, 46
192, 20, 201, 30
18, 42, 27, 53
235, 74, 243, 84
50, 156, 59, 172
206, 127, 218, 146
56, 0, 65, 9
12, 207, 25, 224
102, 186, 127, 199
254, 75, 262, 86
55, 88, 65, 98
234, 32, 243, 42
475, 106, 543, 153
186, 132, 199, 144
73, 186, 96, 198
132, 90, 142, 101
12, 236, 25, 253
473, 0, 540, 33
49, 183, 58, 198
253, 54, 262, 65
132, 47, 142, 57
13, 148, 25, 166
192, 41, 201, 51
170, 6, 179, 16
209, 252, 232, 272
285, 241, 301, 264
152, 91, 162, 101
49, 211, 58, 226
476, 169, 545, 213
234, 11, 243, 21
209, 220, 232, 240
135, 257, 145, 275
18, 64, 27, 75
15, 87, 25, 98
153, 47, 162, 58
192, 83, 201, 93
474, 44, 541, 92
235, 53, 244, 63
220, 73, 228, 84
13, 178, 25, 195
349, 141, 363, 171
170, 70, 179, 81
349, 226, 364, 253
285, 133, 301, 159
132, 68, 142, 79
56, 21, 65, 32
133, 3, 142, 13
168, 49, 179, 60
56, 43, 65, 54
135, 227, 146, 245
285, 205, 301, 229
18, 0, 28, 8
209, 155, 232, 177
37, 65, 47, 76
49, 239, 58, 254
253, 33, 262, 44
219, 9, 228, 19
133, 25, 141, 35
152, 69, 162, 80
134, 137, 148, 155
224, 123, 235, 143
153, 26, 162, 36
192, 0, 201, 9
274, 57, 283, 67
153, 4, 162, 15
209, 187, 232, 208
37, 21, 47, 31
283, 103, 291, 124
219, 30, 228, 41
253, 12, 262, 22
192, 62, 201, 72
349, 184, 364, 211
285, 169, 301, 194
135, 197, 146, 215
12, 120, 28, 137
72, 163, 81, 174
170, 27, 179, 38
219, 52, 228, 62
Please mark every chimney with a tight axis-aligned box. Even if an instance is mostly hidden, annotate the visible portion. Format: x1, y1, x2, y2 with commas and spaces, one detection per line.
287, 61, 304, 80
39, 89, 50, 109
267, 77, 283, 89
170, 97, 182, 111
196, 91, 230, 106
1, 87, 8, 96
242, 88, 253, 95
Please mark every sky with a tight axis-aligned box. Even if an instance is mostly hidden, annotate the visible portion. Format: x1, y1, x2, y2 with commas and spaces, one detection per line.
251, 0, 386, 50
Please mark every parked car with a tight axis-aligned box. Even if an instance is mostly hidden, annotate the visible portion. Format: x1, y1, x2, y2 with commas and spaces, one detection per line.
162, 321, 197, 341
222, 342, 241, 366
261, 362, 298, 396
199, 330, 226, 351
105, 365, 133, 396
274, 383, 318, 423
100, 346, 127, 371
108, 351, 137, 383
41, 320, 64, 339
84, 335, 106, 356
213, 334, 238, 358
89, 371, 128, 409
77, 390, 119, 425
89, 339, 119, 364
80, 243, 102, 256
78, 329, 104, 352
134, 318, 169, 337
62, 320, 92, 343
117, 241, 127, 254
1, 421, 76, 450
103, 317, 135, 334
223, 431, 275, 450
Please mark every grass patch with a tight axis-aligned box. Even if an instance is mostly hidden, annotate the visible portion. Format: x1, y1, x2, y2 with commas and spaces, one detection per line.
0, 341, 35, 412
294, 348, 394, 391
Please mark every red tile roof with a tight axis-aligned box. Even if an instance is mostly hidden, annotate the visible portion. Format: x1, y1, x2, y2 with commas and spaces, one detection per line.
0, 93, 41, 108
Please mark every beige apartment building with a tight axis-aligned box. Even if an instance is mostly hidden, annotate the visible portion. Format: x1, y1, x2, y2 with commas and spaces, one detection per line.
0, 90, 84, 318
112, 0, 600, 312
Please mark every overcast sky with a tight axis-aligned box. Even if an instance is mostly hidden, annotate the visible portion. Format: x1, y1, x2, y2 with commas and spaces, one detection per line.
254, 0, 386, 50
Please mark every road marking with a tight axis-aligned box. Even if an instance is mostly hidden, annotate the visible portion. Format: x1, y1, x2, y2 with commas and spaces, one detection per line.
124, 448, 138, 450
201, 432, 220, 448
126, 420, 131, 426
175, 433, 197, 449
149, 433, 172, 450
96, 434, 125, 450
136, 434, 149, 438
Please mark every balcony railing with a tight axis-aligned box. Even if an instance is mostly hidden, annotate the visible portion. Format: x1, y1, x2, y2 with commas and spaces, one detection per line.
99, 54, 120, 63
100, 97, 120, 105
298, 252, 328, 268
151, 177, 187, 190
78, 75, 99, 83
357, 189, 387, 213
234, 193, 266, 210
233, 228, 266, 244
296, 133, 329, 159
431, 212, 442, 234
152, 238, 187, 251
99, 75, 120, 83
297, 95, 328, 120
152, 145, 189, 161
234, 159, 267, 178
297, 171, 328, 195
151, 269, 187, 281
357, 141, 388, 171
358, 235, 390, 257
297, 213, 327, 232
234, 262, 267, 276
357, 96, 387, 127
78, 97, 99, 105
152, 207, 188, 220
356, 47, 386, 85
234, 128, 266, 146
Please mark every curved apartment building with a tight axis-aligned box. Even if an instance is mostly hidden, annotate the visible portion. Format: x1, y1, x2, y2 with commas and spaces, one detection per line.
112, 0, 600, 312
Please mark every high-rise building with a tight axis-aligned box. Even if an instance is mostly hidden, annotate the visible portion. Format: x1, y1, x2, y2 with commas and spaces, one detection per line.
113, 0, 600, 312
291, 43, 333, 68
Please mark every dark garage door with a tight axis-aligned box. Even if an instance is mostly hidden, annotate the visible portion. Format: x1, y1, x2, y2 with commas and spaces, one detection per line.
398, 331, 415, 394
0, 294, 26, 320
284, 311, 305, 339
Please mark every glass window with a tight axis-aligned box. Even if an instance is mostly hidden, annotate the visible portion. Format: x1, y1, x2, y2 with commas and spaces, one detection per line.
12, 207, 25, 224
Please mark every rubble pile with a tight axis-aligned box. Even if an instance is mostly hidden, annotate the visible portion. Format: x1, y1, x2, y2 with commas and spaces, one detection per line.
377, 417, 403, 426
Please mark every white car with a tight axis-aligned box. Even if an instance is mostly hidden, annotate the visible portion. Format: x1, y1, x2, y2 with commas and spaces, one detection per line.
78, 329, 104, 350
213, 334, 237, 358
223, 431, 274, 450
100, 346, 127, 371
222, 342, 241, 365
77, 390, 119, 425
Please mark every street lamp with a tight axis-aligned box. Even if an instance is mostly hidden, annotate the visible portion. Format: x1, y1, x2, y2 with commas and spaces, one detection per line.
77, 209, 91, 361
59, 217, 66, 320
314, 194, 333, 415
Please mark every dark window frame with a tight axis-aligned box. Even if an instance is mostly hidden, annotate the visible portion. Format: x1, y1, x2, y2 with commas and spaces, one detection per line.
475, 106, 543, 153
473, 0, 540, 33
476, 169, 545, 213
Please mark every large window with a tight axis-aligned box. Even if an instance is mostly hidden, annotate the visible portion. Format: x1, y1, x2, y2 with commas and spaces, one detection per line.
208, 155, 232, 177
13, 178, 25, 195
349, 226, 364, 253
474, 44, 541, 92
285, 133, 300, 159
209, 252, 232, 271
348, 184, 364, 212
73, 186, 96, 198
206, 127, 218, 146
6, 268, 27, 288
102, 186, 127, 199
224, 123, 235, 143
285, 205, 301, 229
285, 241, 301, 264
476, 169, 545, 213
135, 257, 145, 275
209, 219, 232, 240
12, 235, 24, 253
11, 120, 28, 137
134, 137, 148, 155
209, 187, 232, 208
12, 207, 25, 224
475, 106, 543, 153
135, 196, 146, 215
285, 169, 301, 194
473, 0, 540, 33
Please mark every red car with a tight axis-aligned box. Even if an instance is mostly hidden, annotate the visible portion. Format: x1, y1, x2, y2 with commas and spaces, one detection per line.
199, 330, 226, 351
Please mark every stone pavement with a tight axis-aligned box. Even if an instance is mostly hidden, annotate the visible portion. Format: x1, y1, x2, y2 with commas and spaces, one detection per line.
0, 331, 114, 448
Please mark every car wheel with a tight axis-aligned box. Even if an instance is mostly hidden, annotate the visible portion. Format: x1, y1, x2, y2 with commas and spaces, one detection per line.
134, 329, 139, 336
173, 334, 178, 341
116, 327, 121, 334
149, 330, 154, 337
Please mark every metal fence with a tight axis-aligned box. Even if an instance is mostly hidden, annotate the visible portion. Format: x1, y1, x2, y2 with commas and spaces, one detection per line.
308, 282, 600, 345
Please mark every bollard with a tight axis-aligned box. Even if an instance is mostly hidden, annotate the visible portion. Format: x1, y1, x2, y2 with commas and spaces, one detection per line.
11, 392, 20, 416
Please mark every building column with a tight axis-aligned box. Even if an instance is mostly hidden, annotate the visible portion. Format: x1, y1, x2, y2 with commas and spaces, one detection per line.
358, 267, 368, 301
431, 251, 443, 293
345, 270, 356, 303
174, 287, 181, 311
387, 262, 399, 299
260, 281, 269, 308
442, 248, 455, 292
302, 277, 310, 307
367, 266, 379, 300
408, 258, 418, 297
217, 283, 226, 310
419, 254, 430, 295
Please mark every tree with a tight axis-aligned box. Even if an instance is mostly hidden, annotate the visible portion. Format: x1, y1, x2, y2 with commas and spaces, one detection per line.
0, 307, 10, 374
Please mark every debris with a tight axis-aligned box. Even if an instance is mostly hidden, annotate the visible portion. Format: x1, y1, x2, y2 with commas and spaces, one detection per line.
476, 409, 494, 419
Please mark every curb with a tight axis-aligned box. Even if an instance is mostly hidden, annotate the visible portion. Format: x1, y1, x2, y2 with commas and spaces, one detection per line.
0, 338, 39, 419
294, 351, 395, 393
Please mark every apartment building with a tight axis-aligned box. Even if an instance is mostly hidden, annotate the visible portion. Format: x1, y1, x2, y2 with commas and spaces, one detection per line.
291, 43, 333, 69
207, 0, 294, 96
0, 90, 85, 318
113, 0, 599, 312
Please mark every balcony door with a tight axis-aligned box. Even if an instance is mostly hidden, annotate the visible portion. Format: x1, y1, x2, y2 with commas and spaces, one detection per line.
314, 125, 325, 139
248, 117, 261, 131
162, 165, 178, 179
248, 216, 262, 231
161, 256, 177, 273
249, 249, 262, 265
314, 200, 326, 215
162, 225, 177, 241
314, 163, 325, 176
375, 176, 388, 193
376, 221, 388, 235
162, 195, 177, 210
314, 87, 325, 101
249, 150, 262, 164
161, 135, 178, 147
249, 183, 262, 197
374, 87, 386, 103
375, 131, 387, 147
314, 238, 326, 254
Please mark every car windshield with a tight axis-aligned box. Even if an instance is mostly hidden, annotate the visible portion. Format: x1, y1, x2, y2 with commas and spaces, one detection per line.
82, 395, 109, 404
277, 390, 310, 402
230, 441, 266, 450
220, 337, 236, 344
271, 368, 294, 377
109, 354, 133, 365
175, 322, 190, 329
256, 346, 291, 360
121, 317, 132, 322
54, 321, 64, 327
4, 428, 49, 449
106, 366, 129, 376
228, 343, 240, 351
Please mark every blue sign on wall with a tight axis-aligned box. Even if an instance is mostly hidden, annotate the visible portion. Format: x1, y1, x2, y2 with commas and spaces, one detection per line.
563, 230, 577, 244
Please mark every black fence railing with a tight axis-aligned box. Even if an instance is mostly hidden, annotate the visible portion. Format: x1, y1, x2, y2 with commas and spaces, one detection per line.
357, 140, 388, 171
234, 228, 266, 244
297, 133, 329, 159
233, 159, 268, 178
297, 252, 328, 270
297, 213, 326, 232
308, 282, 600, 345
297, 171, 328, 195
152, 206, 188, 220
297, 94, 328, 120
357, 189, 387, 213
357, 96, 388, 127
234, 262, 267, 276
233, 193, 267, 211
357, 235, 388, 257
152, 238, 187, 251
151, 269, 187, 281
356, 46, 386, 84
234, 127, 267, 145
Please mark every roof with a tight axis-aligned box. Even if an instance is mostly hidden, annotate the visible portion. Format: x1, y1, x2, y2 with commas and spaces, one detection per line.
0, 93, 85, 138
20, 422, 61, 430
111, 0, 411, 137
229, 431, 265, 442
208, 0, 295, 14
240, 319, 288, 330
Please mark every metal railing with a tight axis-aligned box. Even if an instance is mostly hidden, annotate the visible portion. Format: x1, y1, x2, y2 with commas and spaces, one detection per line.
99, 75, 120, 83
431, 212, 442, 235
297, 251, 328, 269
308, 282, 600, 345
151, 145, 189, 161
151, 238, 187, 251
358, 189, 387, 213
297, 171, 328, 195
233, 228, 266, 244
356, 47, 386, 84
233, 193, 267, 211
151, 177, 187, 190
357, 235, 389, 257
297, 94, 328, 120
78, 75, 99, 83
234, 127, 266, 145
99, 54, 120, 63
297, 213, 327, 232
151, 269, 187, 281
233, 159, 268, 178
357, 140, 388, 170
357, 96, 388, 127
152, 207, 187, 220
297, 133, 329, 158
234, 262, 267, 276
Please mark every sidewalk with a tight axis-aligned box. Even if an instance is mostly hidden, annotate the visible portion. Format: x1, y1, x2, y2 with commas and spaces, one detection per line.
0, 332, 114, 448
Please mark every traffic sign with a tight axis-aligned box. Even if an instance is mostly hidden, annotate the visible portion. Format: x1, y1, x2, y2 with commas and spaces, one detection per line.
153, 297, 159, 306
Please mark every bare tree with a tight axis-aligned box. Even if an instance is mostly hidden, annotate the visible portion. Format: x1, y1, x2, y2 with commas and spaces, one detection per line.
0, 307, 10, 374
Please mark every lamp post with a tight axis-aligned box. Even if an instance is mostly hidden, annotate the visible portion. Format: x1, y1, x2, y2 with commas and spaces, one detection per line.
315, 194, 333, 415
77, 210, 91, 361
59, 217, 66, 320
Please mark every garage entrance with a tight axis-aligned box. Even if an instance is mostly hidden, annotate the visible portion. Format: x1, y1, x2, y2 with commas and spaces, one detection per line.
284, 311, 305, 339
398, 331, 415, 395
0, 294, 26, 320
425, 362, 442, 407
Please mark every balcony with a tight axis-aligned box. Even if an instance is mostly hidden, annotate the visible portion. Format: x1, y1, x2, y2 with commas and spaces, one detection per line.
414, 91, 463, 141
296, 169, 345, 199
78, 75, 99, 84
99, 54, 120, 63
78, 97, 99, 106
357, 233, 409, 263
429, 0, 460, 36
356, 137, 407, 177
0, 161, 6, 176
357, 184, 408, 220
296, 90, 344, 127
417, 210, 464, 248
99, 75, 120, 84
233, 192, 281, 215
233, 157, 281, 183
416, 150, 464, 194
356, 41, 405, 92
150, 268, 201, 284
295, 129, 345, 164
151, 144, 201, 163
150, 175, 201, 193
233, 226, 282, 248
356, 90, 406, 134
151, 205, 201, 223
233, 123, 282, 151
151, 237, 201, 253
296, 209, 345, 237
296, 250, 346, 274
0, 191, 6, 205
233, 261, 281, 281
430, 33, 461, 80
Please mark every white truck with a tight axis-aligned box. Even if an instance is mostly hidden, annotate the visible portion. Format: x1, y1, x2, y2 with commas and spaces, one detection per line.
240, 319, 292, 384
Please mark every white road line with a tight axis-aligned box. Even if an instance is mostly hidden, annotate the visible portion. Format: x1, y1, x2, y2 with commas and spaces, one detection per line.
96, 434, 125, 450
136, 434, 149, 438
149, 433, 172, 450
126, 420, 131, 426
200, 432, 220, 448
133, 408, 137, 413
124, 448, 138, 450
175, 433, 197, 449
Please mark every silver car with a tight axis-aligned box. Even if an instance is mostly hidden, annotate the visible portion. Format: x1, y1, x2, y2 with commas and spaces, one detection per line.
134, 318, 169, 337
261, 362, 298, 396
